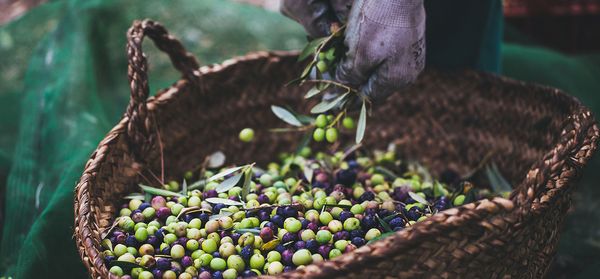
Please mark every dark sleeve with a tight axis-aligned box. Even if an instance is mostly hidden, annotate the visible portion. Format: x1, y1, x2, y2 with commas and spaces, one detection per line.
424, 0, 503, 73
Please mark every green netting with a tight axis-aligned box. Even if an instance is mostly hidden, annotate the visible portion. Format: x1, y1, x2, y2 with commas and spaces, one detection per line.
0, 0, 306, 277
0, 0, 598, 278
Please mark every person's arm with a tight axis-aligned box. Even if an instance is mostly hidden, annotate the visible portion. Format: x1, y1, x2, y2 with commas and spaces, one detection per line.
280, 0, 339, 38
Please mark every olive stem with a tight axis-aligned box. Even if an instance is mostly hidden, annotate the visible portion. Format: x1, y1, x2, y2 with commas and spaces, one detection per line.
306, 79, 358, 94
243, 203, 305, 212
312, 25, 346, 64
269, 125, 314, 133
327, 110, 346, 129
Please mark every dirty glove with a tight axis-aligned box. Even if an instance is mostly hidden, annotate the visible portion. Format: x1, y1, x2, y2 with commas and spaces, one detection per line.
280, 0, 352, 38
337, 0, 426, 103
281, 0, 426, 104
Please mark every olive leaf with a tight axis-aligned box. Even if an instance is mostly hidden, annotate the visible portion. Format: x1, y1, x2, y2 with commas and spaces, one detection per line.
123, 193, 145, 200
286, 73, 309, 86
318, 154, 335, 173
295, 114, 316, 125
139, 184, 185, 198
433, 181, 448, 198
405, 162, 433, 184
465, 188, 478, 205
234, 228, 261, 235
323, 203, 352, 209
448, 182, 465, 200
109, 261, 148, 271
298, 37, 327, 62
204, 198, 245, 207
341, 143, 363, 161
241, 167, 253, 201
261, 238, 281, 251
102, 238, 113, 252
485, 163, 512, 193
144, 192, 152, 203
320, 202, 327, 214
244, 204, 275, 212
176, 206, 211, 219
295, 132, 312, 156
300, 61, 316, 80
181, 179, 188, 194
382, 213, 401, 222
310, 92, 349, 114
304, 86, 325, 99
367, 232, 396, 244
187, 180, 206, 191
356, 101, 367, 144
209, 211, 234, 221
216, 173, 243, 193
280, 157, 294, 177
316, 82, 331, 91
207, 166, 245, 182
289, 179, 304, 195
271, 106, 303, 127
408, 191, 431, 206
303, 163, 314, 183
208, 151, 226, 168
373, 166, 399, 180
376, 214, 393, 233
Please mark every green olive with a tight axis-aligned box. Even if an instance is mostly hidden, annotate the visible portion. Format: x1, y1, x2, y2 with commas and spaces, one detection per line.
315, 114, 328, 128
316, 61, 328, 73
239, 128, 255, 142
325, 128, 338, 143
313, 128, 325, 142
342, 117, 355, 129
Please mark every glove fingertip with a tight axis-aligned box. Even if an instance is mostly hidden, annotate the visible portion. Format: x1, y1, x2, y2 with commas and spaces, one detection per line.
361, 75, 394, 105
334, 58, 360, 87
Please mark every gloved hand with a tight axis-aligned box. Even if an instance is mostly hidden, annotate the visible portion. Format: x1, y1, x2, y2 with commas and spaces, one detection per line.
338, 0, 426, 103
280, 0, 352, 38
281, 0, 426, 103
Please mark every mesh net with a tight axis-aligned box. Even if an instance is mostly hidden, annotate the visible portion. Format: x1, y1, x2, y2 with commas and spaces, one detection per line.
0, 0, 598, 278
0, 0, 305, 276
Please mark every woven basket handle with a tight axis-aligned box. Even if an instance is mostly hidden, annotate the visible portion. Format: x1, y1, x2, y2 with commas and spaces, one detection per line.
126, 19, 200, 151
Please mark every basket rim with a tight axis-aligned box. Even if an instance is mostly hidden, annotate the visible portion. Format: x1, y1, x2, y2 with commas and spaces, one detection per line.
74, 50, 600, 279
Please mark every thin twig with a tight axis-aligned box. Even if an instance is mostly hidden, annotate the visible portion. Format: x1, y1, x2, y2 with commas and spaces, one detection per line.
270, 126, 314, 133
147, 169, 163, 185
312, 25, 346, 64
137, 171, 153, 185
199, 156, 211, 178
243, 203, 305, 212
341, 143, 363, 161
154, 114, 165, 184
329, 140, 341, 153
327, 110, 346, 129
305, 79, 358, 94
101, 217, 122, 239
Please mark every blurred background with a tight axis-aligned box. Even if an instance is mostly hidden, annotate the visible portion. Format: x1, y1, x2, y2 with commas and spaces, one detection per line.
0, 0, 599, 278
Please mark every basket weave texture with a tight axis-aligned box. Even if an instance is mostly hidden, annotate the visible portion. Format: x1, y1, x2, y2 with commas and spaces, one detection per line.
74, 20, 600, 278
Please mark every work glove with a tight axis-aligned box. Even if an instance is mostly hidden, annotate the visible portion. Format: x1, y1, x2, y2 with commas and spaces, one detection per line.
280, 0, 352, 38
281, 0, 426, 103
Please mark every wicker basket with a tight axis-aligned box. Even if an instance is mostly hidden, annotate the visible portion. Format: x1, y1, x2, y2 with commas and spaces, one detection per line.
74, 20, 599, 278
